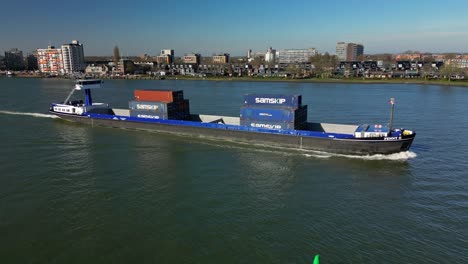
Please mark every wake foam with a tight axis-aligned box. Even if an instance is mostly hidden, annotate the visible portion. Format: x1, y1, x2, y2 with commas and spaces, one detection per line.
189, 137, 417, 161
0, 110, 58, 119
303, 150, 417, 161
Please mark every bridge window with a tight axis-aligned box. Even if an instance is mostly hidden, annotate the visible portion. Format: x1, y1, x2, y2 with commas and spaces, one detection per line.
76, 80, 102, 85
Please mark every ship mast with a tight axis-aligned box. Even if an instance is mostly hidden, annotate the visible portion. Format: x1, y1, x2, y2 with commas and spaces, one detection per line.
388, 98, 395, 131
63, 88, 76, 104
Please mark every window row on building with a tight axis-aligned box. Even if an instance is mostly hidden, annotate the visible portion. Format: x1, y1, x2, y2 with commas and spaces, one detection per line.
37, 40, 85, 74
336, 42, 364, 62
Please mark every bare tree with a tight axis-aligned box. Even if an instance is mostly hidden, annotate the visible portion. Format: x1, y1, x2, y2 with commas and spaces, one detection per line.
285, 64, 301, 78
440, 64, 457, 81
310, 53, 339, 77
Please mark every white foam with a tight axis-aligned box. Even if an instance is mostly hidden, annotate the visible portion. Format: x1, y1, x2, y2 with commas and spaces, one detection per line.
303, 153, 332, 159
303, 150, 417, 161
181, 136, 417, 161
0, 110, 58, 119
341, 151, 417, 161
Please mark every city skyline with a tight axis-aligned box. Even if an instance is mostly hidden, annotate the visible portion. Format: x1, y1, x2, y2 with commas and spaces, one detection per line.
2, 0, 468, 56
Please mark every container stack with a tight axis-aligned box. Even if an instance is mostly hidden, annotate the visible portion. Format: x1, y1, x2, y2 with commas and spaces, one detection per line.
240, 94, 308, 130
129, 90, 190, 120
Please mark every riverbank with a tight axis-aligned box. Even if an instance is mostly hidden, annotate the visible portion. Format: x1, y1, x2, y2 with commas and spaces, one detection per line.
3, 73, 468, 87
166, 75, 468, 87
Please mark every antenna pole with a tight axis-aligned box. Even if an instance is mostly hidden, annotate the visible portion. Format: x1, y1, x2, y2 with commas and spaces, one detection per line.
389, 98, 395, 131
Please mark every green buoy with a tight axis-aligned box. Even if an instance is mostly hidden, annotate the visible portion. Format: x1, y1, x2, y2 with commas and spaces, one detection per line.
313, 254, 320, 264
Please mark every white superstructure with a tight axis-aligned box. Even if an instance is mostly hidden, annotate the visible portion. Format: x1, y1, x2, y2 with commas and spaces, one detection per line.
51, 80, 108, 115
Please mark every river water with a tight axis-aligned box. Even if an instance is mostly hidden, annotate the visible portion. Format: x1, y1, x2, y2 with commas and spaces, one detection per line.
0, 78, 466, 263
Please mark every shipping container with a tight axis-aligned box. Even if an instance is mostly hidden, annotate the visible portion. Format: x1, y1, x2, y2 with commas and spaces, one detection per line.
240, 119, 297, 130
243, 94, 302, 108
129, 101, 178, 113
130, 109, 169, 120
134, 90, 184, 102
129, 109, 186, 120
129, 100, 189, 120
240, 105, 307, 123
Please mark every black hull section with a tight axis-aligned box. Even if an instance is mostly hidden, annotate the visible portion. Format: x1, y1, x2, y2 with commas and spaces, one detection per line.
52, 112, 415, 155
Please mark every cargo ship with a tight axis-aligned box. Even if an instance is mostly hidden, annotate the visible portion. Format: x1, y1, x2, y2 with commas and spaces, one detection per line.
49, 79, 416, 155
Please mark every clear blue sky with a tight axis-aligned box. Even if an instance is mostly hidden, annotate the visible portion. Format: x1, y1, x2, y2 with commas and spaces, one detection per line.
1, 0, 468, 56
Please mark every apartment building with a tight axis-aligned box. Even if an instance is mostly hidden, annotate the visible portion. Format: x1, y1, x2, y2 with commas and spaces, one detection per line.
4, 48, 24, 70
61, 40, 85, 73
183, 53, 201, 64
157, 49, 174, 64
37, 46, 63, 74
336, 42, 364, 61
212, 53, 230, 64
278, 48, 317, 64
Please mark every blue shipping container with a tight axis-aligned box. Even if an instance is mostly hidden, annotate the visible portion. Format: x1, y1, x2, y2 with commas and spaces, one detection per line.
130, 109, 169, 120
130, 109, 186, 120
240, 105, 307, 122
129, 101, 176, 113
243, 94, 302, 108
240, 119, 296, 130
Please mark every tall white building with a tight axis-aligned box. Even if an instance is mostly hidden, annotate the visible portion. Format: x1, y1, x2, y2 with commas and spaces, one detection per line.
265, 47, 276, 63
61, 40, 85, 73
336, 42, 348, 61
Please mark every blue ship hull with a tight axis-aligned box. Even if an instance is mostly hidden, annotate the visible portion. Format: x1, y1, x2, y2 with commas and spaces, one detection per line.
49, 110, 416, 155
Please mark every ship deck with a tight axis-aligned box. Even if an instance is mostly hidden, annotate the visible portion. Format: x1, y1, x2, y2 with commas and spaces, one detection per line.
111, 108, 358, 135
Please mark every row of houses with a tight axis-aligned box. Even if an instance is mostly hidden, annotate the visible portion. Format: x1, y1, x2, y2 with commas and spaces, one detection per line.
3, 43, 468, 78
82, 56, 466, 79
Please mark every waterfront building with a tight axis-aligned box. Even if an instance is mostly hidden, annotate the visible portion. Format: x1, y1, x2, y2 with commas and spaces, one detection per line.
247, 49, 252, 59
265, 47, 276, 63
278, 48, 317, 64
61, 40, 85, 73
431, 54, 446, 61
394, 53, 423, 61
156, 49, 174, 64
336, 42, 364, 61
4, 48, 25, 71
156, 55, 171, 64
212, 53, 230, 64
115, 59, 135, 75
37, 46, 63, 74
447, 55, 468, 68
161, 49, 174, 58
134, 61, 155, 67
0, 55, 5, 70
183, 53, 201, 64
85, 64, 109, 75
336, 42, 347, 61
25, 53, 38, 71
352, 44, 364, 60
